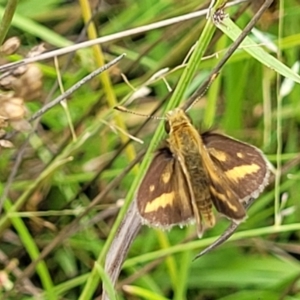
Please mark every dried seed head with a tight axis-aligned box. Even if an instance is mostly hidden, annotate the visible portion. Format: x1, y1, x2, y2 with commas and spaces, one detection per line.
10, 119, 31, 131
14, 64, 43, 100
0, 139, 14, 148
0, 37, 20, 55
26, 43, 46, 58
12, 65, 27, 77
0, 96, 26, 120
0, 41, 44, 148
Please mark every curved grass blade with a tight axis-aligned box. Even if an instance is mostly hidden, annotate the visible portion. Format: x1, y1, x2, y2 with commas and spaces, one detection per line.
217, 16, 300, 83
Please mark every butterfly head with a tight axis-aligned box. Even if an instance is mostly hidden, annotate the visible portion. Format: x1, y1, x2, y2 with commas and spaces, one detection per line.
165, 108, 192, 133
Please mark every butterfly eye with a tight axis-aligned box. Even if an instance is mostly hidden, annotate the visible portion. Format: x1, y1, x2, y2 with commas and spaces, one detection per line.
164, 120, 170, 133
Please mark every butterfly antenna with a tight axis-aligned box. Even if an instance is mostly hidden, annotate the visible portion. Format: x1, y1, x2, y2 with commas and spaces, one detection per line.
114, 105, 165, 120
185, 72, 219, 112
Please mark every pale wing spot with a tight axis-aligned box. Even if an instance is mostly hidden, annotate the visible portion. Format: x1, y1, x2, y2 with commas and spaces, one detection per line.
237, 152, 244, 159
149, 185, 155, 192
210, 186, 227, 202
225, 164, 260, 182
225, 200, 238, 212
161, 171, 171, 183
209, 148, 227, 162
210, 187, 238, 212
144, 192, 175, 213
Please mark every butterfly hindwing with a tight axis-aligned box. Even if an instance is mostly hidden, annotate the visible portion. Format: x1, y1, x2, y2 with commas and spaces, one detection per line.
198, 139, 246, 221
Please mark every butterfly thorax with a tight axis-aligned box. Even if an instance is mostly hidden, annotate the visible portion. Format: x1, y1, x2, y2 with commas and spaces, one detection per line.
166, 109, 216, 233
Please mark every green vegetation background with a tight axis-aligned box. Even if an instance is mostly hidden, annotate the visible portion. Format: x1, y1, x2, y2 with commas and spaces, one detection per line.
1, 0, 300, 299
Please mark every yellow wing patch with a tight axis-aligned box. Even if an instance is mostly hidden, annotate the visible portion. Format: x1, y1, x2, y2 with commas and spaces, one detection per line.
209, 148, 227, 162
237, 152, 244, 158
161, 171, 171, 183
144, 192, 175, 213
210, 186, 239, 212
225, 164, 260, 182
149, 185, 155, 192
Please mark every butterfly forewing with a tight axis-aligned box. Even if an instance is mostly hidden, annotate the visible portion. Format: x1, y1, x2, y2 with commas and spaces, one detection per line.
202, 132, 270, 203
137, 147, 194, 229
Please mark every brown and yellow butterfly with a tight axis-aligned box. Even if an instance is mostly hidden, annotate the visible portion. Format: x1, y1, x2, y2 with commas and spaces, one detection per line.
136, 108, 270, 237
